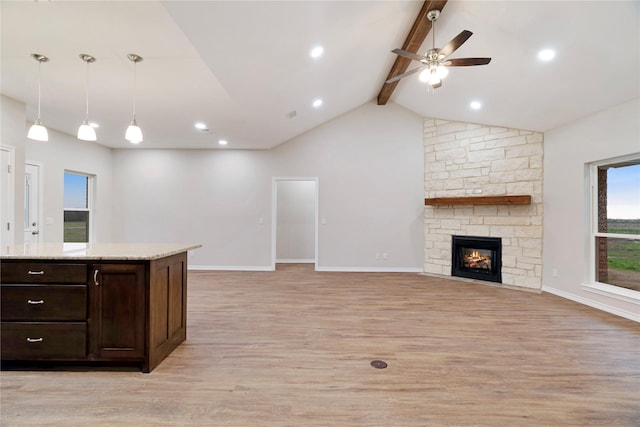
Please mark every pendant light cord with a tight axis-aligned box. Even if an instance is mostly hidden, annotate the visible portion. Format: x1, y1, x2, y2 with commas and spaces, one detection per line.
37, 60, 42, 120
132, 60, 137, 120
85, 60, 90, 119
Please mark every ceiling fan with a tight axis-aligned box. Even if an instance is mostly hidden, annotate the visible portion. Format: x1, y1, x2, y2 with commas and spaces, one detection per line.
386, 9, 491, 89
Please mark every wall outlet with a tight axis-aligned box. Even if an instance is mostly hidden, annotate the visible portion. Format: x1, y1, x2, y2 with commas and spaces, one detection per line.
552, 268, 558, 278
382, 253, 388, 260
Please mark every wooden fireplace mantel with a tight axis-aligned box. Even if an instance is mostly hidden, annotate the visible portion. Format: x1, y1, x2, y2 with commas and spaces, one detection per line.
424, 195, 532, 206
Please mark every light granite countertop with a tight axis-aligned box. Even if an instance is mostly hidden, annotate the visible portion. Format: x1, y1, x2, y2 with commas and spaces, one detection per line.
0, 243, 202, 260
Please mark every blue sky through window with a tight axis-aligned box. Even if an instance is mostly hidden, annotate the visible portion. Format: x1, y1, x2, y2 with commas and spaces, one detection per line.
608, 164, 640, 220
64, 173, 88, 209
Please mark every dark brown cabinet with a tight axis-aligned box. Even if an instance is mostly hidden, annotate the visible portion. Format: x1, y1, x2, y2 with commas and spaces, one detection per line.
1, 252, 188, 372
89, 263, 145, 360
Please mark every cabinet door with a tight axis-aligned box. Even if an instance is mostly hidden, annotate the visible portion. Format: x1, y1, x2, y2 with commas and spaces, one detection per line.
89, 263, 145, 360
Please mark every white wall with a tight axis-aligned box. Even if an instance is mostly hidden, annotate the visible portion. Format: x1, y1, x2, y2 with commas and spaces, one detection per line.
25, 129, 114, 243
273, 101, 425, 270
112, 101, 425, 271
0, 96, 26, 244
276, 180, 316, 262
543, 98, 640, 321
0, 95, 113, 244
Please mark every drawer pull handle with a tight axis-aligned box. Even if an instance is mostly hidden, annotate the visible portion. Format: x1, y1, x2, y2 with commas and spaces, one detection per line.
26, 337, 44, 343
27, 299, 45, 305
28, 270, 45, 275
94, 269, 100, 286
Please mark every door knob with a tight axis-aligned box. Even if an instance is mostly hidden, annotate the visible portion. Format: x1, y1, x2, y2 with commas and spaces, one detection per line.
32, 230, 39, 235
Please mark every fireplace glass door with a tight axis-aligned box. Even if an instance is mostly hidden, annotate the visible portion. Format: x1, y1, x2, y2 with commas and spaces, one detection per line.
452, 236, 502, 283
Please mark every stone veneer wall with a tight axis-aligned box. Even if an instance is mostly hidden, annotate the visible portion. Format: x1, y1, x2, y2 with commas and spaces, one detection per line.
423, 118, 544, 290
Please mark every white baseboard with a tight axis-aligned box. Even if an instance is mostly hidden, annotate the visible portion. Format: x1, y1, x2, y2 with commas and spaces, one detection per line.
543, 285, 640, 322
276, 259, 315, 264
188, 265, 274, 272
315, 266, 423, 273
189, 265, 423, 273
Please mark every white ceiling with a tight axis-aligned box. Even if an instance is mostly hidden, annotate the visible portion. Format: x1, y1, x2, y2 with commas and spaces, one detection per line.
1, 1, 638, 150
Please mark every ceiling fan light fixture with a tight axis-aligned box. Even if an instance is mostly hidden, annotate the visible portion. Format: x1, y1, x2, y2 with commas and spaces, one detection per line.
436, 64, 449, 79
418, 69, 431, 82
428, 73, 441, 86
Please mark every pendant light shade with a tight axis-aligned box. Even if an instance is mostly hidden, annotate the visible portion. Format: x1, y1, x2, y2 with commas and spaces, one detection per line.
125, 119, 143, 144
125, 53, 143, 144
27, 119, 49, 142
27, 54, 49, 142
77, 119, 97, 141
77, 54, 97, 141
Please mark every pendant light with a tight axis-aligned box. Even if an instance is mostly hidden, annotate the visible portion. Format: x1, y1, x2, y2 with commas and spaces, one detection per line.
125, 53, 143, 144
27, 54, 49, 142
77, 54, 97, 141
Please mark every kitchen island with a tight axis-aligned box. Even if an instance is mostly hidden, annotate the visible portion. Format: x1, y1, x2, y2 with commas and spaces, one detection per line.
0, 243, 201, 373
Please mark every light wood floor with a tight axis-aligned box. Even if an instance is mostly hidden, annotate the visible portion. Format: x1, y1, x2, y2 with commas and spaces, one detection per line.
2, 264, 639, 426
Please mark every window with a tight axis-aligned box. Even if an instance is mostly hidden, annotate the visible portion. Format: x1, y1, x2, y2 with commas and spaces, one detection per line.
64, 172, 93, 242
592, 157, 640, 293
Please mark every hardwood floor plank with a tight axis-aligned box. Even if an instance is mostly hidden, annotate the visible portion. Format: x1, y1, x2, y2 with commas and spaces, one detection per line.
2, 264, 639, 425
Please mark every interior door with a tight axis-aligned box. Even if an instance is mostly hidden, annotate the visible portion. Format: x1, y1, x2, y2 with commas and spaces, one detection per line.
24, 163, 41, 244
0, 147, 14, 246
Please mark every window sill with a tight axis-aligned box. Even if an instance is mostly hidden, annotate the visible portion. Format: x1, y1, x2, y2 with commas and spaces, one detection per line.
583, 281, 640, 304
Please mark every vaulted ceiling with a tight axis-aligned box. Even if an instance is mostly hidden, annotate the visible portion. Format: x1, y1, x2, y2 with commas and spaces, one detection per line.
1, 1, 638, 150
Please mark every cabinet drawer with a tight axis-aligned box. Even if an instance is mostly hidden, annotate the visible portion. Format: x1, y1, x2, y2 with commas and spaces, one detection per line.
1, 322, 86, 360
1, 263, 87, 284
1, 285, 87, 321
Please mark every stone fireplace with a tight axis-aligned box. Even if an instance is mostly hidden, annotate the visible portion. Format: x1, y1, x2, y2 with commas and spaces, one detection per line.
423, 118, 543, 291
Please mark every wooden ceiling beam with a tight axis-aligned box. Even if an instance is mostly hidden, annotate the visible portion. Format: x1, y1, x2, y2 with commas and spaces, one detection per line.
377, 0, 448, 105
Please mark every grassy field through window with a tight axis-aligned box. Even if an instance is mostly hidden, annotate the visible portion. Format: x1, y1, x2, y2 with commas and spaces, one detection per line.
601, 219, 640, 292
63, 212, 89, 243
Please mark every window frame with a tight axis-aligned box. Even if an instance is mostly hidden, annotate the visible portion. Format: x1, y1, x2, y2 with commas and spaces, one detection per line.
63, 170, 95, 243
586, 153, 640, 301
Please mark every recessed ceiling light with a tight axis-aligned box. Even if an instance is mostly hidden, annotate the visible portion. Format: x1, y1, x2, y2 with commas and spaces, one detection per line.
537, 49, 556, 61
218, 139, 228, 146
312, 99, 323, 108
310, 46, 324, 59
470, 101, 482, 110
195, 122, 207, 130
89, 122, 99, 128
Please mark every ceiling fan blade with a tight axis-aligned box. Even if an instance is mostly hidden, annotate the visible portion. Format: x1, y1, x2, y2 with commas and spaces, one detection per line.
439, 30, 473, 58
444, 57, 492, 67
386, 66, 426, 84
391, 48, 427, 62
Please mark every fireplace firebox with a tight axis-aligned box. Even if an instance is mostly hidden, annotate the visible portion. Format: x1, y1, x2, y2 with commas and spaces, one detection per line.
451, 235, 502, 283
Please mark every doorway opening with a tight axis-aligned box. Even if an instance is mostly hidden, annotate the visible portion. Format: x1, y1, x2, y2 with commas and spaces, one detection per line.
272, 178, 318, 270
